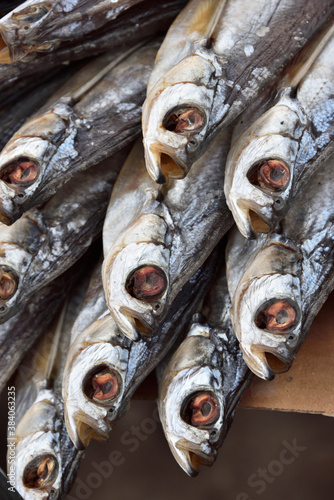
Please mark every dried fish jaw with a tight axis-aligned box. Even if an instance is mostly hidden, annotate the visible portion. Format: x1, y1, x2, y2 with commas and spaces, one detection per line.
143, 54, 217, 183
0, 102, 74, 224
63, 315, 129, 449
103, 214, 170, 340
159, 339, 223, 478
232, 272, 302, 380
13, 395, 62, 500
225, 98, 305, 238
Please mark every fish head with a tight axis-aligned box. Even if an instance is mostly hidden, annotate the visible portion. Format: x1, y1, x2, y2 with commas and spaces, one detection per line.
13, 396, 64, 500
159, 324, 225, 476
142, 54, 217, 183
0, 2, 55, 63
0, 102, 72, 224
103, 214, 170, 341
232, 255, 302, 380
225, 102, 301, 238
63, 314, 130, 449
0, 213, 43, 320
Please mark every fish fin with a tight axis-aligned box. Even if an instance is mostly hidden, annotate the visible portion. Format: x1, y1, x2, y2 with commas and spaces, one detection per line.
280, 21, 334, 90
43, 300, 68, 382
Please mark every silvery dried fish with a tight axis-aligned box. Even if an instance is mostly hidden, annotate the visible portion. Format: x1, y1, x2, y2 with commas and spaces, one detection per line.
158, 264, 251, 476
0, 0, 186, 64
0, 41, 158, 224
63, 247, 221, 449
102, 133, 233, 341
227, 155, 334, 379
7, 279, 89, 500
142, 0, 333, 183
225, 24, 334, 238
0, 151, 127, 324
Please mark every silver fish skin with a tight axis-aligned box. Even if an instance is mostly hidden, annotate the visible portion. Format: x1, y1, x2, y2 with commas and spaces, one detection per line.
0, 150, 127, 324
0, 0, 186, 64
227, 154, 334, 380
158, 265, 251, 477
225, 26, 334, 238
63, 246, 221, 450
102, 132, 233, 341
8, 278, 89, 500
0, 41, 159, 225
142, 0, 334, 183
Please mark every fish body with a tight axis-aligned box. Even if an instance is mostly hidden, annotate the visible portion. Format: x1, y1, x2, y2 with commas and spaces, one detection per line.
158, 264, 251, 476
63, 246, 221, 449
0, 151, 126, 324
102, 133, 233, 341
142, 0, 334, 183
0, 41, 158, 224
225, 26, 334, 238
227, 155, 334, 379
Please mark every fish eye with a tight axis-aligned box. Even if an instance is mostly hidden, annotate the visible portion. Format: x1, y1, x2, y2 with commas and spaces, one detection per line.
247, 159, 290, 191
0, 268, 18, 300
13, 4, 50, 23
255, 299, 298, 333
163, 107, 205, 134
126, 265, 167, 302
1, 157, 39, 187
84, 365, 121, 404
23, 454, 58, 490
182, 392, 220, 427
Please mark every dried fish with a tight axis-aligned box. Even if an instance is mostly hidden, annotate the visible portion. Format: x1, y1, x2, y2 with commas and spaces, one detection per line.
102, 133, 232, 341
7, 277, 90, 499
63, 246, 221, 449
0, 151, 127, 324
225, 23, 334, 238
227, 155, 334, 379
0, 0, 186, 64
0, 41, 159, 224
142, 0, 334, 183
158, 263, 251, 476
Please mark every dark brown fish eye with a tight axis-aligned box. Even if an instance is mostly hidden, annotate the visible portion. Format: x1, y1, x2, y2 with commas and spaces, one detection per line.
23, 454, 58, 489
91, 369, 119, 402
0, 269, 18, 300
248, 160, 290, 191
163, 107, 204, 133
13, 4, 50, 23
184, 393, 219, 427
255, 300, 297, 332
1, 158, 39, 187
126, 265, 167, 302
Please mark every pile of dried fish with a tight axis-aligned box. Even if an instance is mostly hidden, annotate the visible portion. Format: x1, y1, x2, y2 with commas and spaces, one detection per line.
0, 0, 333, 498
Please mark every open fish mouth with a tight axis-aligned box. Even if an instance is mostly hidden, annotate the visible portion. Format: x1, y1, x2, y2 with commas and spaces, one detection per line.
175, 439, 215, 476
240, 343, 292, 380
227, 195, 273, 239
65, 407, 110, 450
144, 143, 188, 184
0, 31, 11, 63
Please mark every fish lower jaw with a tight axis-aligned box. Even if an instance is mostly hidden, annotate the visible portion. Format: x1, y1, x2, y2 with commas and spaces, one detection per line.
175, 439, 215, 476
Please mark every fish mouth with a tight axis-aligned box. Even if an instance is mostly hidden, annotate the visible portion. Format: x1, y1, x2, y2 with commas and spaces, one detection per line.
0, 32, 11, 64
175, 439, 215, 477
65, 408, 110, 450
228, 196, 272, 239
144, 144, 188, 184
240, 343, 291, 380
